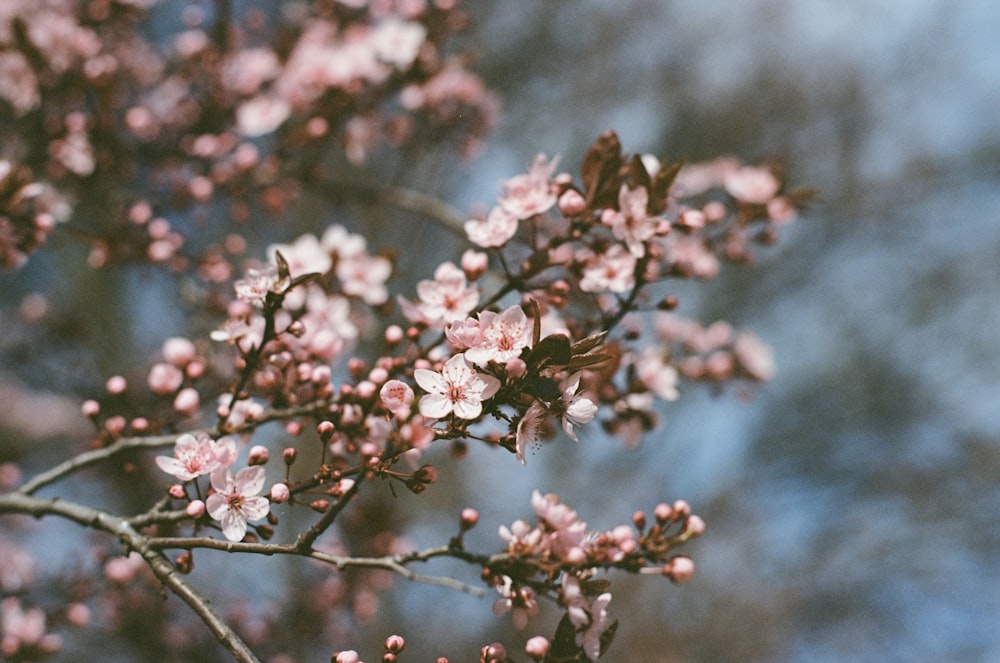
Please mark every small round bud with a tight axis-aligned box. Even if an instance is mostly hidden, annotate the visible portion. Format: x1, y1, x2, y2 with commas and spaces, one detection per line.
480, 642, 507, 663
632, 510, 646, 531
173, 388, 200, 415
309, 499, 330, 513
248, 445, 270, 466
333, 651, 360, 663
385, 324, 405, 344
106, 375, 127, 394
270, 483, 290, 503
415, 464, 438, 484
175, 551, 193, 574
368, 366, 389, 384
672, 499, 691, 519
461, 249, 489, 279
384, 634, 405, 653
317, 420, 336, 442
665, 555, 695, 583
168, 484, 186, 499
460, 507, 479, 530
684, 514, 706, 537
81, 399, 100, 417
186, 499, 205, 519
558, 189, 586, 216
525, 636, 550, 661
282, 447, 297, 465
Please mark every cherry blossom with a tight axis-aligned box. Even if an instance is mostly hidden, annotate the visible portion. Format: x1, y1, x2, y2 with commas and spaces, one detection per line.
603, 185, 658, 257
515, 402, 547, 465
401, 261, 480, 327
579, 244, 637, 294
560, 373, 598, 441
462, 304, 533, 365
414, 354, 500, 420
465, 205, 519, 248
499, 153, 559, 219
492, 575, 539, 630
155, 433, 237, 482
206, 466, 270, 542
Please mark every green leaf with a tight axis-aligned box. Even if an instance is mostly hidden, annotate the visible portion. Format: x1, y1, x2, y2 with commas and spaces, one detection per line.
566, 353, 613, 371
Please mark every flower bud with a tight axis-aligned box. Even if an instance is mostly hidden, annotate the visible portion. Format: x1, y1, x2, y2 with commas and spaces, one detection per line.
460, 507, 480, 530
270, 483, 290, 503
282, 447, 297, 465
186, 499, 206, 519
106, 375, 127, 394
384, 634, 405, 653
525, 636, 550, 661
248, 445, 270, 466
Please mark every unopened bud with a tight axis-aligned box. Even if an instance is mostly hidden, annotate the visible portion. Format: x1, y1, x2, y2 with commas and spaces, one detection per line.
384, 634, 405, 653
269, 483, 290, 503
665, 555, 695, 583
248, 445, 269, 465
460, 507, 480, 530
282, 447, 297, 465
525, 636, 550, 661
175, 552, 193, 574
186, 499, 206, 519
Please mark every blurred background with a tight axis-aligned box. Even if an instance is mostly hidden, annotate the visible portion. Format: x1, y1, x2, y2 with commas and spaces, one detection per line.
407, 1, 1000, 661
3, 1, 999, 661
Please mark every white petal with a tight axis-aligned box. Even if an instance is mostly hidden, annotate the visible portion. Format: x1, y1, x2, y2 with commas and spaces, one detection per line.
418, 393, 452, 419
220, 510, 248, 542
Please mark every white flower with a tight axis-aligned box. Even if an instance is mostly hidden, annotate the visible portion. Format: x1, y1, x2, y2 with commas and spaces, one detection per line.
414, 354, 500, 420
206, 466, 270, 542
560, 373, 598, 441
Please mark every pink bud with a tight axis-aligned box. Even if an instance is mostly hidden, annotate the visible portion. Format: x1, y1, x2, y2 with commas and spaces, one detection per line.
168, 484, 186, 499
173, 388, 200, 415
525, 636, 550, 661
81, 399, 100, 417
384, 634, 405, 653
162, 337, 197, 366
368, 366, 389, 384
282, 448, 297, 465
654, 502, 673, 523
356, 380, 376, 399
148, 363, 184, 395
558, 189, 586, 216
461, 249, 488, 279
270, 483, 290, 503
248, 445, 270, 466
684, 514, 706, 537
385, 325, 404, 344
666, 555, 695, 583
186, 499, 206, 519
334, 651, 360, 663
106, 375, 127, 394
505, 357, 527, 378
460, 507, 479, 530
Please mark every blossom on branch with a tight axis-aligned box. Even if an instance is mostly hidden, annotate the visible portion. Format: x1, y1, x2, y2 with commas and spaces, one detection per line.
414, 354, 500, 420
206, 466, 270, 542
155, 433, 237, 482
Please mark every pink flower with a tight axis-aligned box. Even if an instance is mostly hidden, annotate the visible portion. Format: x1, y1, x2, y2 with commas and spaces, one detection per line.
155, 433, 237, 482
724, 165, 780, 204
380, 379, 415, 416
561, 575, 612, 660
492, 575, 539, 630
465, 205, 519, 248
579, 244, 636, 294
560, 373, 597, 441
401, 261, 480, 327
267, 233, 332, 278
234, 265, 281, 307
206, 466, 270, 542
532, 490, 587, 562
603, 185, 656, 257
463, 304, 533, 365
635, 347, 680, 401
414, 354, 500, 420
515, 402, 546, 465
499, 153, 559, 219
